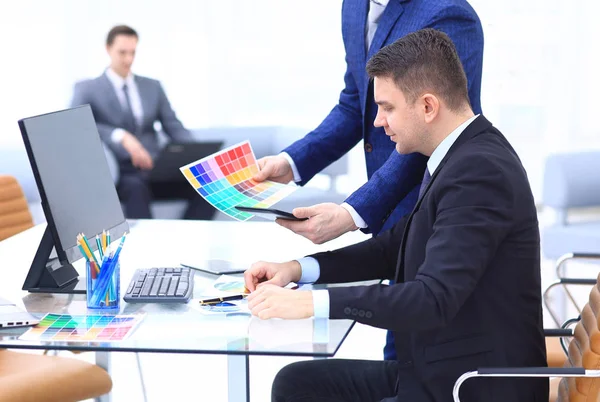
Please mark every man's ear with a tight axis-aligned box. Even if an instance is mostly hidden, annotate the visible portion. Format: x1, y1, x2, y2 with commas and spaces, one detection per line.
421, 93, 440, 123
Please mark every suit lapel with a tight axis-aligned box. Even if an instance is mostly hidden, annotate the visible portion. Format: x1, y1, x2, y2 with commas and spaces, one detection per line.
362, 0, 406, 123
393, 115, 493, 281
353, 0, 369, 66
366, 0, 405, 60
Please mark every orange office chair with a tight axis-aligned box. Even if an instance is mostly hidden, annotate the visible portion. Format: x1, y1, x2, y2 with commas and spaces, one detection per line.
453, 272, 600, 402
0, 175, 34, 241
546, 336, 567, 368
0, 349, 112, 401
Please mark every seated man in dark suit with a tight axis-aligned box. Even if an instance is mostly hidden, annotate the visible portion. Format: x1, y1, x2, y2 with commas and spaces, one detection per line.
243, 29, 548, 402
70, 25, 212, 220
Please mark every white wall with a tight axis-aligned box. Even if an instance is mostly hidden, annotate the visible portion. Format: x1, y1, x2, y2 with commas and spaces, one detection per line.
1, 0, 599, 200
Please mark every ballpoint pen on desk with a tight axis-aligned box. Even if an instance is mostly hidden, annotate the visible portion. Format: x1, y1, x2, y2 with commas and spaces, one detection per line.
199, 295, 247, 305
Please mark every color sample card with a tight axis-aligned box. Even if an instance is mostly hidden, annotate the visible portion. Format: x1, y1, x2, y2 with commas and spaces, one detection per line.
180, 141, 297, 220
19, 314, 144, 342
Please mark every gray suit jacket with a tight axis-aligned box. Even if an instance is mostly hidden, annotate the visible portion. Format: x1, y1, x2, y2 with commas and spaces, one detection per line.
70, 72, 191, 162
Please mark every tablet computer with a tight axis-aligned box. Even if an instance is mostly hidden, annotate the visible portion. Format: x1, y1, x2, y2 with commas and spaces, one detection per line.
180, 259, 246, 275
234, 206, 307, 221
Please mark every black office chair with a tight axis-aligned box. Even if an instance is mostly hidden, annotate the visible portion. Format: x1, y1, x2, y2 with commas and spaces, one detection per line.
453, 272, 600, 402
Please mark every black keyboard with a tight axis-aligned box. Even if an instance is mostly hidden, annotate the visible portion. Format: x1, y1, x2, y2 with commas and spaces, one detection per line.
123, 267, 194, 303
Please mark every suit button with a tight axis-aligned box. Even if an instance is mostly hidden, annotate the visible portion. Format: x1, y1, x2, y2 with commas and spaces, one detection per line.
344, 307, 351, 315
365, 311, 373, 319
351, 308, 358, 316
358, 310, 365, 317
364, 143, 373, 153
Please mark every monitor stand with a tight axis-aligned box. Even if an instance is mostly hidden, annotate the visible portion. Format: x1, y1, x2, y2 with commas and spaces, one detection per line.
22, 227, 86, 294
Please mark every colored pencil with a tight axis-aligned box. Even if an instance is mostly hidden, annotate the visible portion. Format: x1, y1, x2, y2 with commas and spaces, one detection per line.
96, 235, 104, 260
78, 233, 99, 266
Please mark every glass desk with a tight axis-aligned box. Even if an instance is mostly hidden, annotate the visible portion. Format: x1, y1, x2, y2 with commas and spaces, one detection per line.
0, 220, 365, 402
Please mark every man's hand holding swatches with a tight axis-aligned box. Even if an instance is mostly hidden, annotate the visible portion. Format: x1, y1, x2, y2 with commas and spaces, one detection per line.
253, 153, 364, 245
253, 155, 294, 184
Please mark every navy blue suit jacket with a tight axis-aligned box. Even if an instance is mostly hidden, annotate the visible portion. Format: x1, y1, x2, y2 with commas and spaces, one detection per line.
310, 116, 548, 401
284, 0, 483, 234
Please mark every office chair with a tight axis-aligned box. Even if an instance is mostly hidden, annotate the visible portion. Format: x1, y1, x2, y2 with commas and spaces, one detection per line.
0, 349, 112, 401
0, 175, 34, 241
541, 151, 600, 326
453, 272, 600, 402
546, 335, 567, 368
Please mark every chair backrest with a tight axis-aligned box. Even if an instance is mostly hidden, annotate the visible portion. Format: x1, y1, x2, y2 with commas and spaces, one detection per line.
543, 151, 600, 211
0, 175, 34, 241
557, 272, 600, 401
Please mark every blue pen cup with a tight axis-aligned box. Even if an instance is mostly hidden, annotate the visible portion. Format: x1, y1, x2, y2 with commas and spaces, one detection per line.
86, 260, 120, 310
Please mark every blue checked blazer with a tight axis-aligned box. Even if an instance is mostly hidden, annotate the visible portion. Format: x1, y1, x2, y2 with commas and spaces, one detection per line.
284, 0, 483, 235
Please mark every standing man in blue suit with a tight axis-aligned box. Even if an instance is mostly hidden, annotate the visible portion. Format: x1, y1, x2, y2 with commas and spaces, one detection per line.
71, 25, 213, 220
245, 29, 547, 402
253, 0, 483, 360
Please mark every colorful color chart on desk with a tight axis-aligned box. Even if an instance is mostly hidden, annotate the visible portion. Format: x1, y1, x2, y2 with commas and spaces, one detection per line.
180, 141, 297, 220
19, 314, 144, 342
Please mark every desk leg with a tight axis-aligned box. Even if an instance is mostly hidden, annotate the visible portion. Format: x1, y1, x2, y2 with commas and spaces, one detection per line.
95, 351, 112, 402
228, 354, 250, 402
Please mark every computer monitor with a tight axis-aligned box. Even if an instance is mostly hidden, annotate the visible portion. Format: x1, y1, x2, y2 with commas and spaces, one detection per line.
18, 105, 129, 294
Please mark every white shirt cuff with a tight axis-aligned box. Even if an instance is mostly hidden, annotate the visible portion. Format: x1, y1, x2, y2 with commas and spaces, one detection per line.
311, 289, 330, 318
111, 128, 126, 144
298, 257, 320, 284
279, 152, 302, 183
341, 202, 368, 229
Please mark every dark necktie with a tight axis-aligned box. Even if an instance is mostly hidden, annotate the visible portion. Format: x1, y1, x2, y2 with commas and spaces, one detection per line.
122, 83, 137, 134
418, 168, 432, 199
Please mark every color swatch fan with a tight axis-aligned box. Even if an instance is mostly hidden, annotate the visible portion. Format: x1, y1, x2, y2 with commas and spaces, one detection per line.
180, 141, 297, 220
19, 313, 144, 342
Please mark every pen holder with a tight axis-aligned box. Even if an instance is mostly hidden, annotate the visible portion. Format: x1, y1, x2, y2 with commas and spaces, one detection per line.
86, 260, 120, 310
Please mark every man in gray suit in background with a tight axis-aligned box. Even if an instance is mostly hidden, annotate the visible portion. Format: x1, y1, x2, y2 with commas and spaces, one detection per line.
71, 25, 212, 220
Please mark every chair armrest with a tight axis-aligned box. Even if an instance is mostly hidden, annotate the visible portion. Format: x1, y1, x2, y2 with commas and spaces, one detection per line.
571, 253, 600, 259
544, 328, 573, 337
478, 367, 585, 375
453, 367, 600, 402
556, 253, 600, 278
558, 278, 598, 285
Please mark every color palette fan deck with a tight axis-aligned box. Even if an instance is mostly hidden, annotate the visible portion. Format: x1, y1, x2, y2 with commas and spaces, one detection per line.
180, 141, 297, 220
19, 313, 144, 342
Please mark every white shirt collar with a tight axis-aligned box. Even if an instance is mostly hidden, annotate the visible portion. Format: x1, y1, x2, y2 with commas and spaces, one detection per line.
427, 114, 479, 174
105, 68, 135, 90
